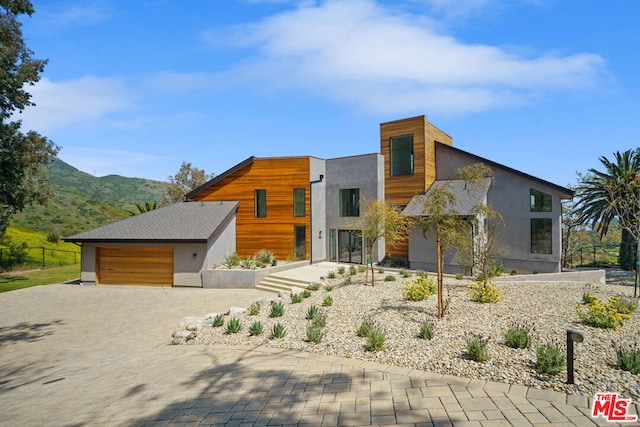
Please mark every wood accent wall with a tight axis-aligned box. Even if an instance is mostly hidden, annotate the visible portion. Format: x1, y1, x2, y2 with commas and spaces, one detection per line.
380, 115, 453, 258
191, 157, 311, 260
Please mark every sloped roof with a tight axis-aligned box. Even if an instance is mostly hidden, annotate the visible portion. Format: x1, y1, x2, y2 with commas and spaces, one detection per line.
185, 156, 256, 200
402, 178, 491, 217
64, 201, 238, 242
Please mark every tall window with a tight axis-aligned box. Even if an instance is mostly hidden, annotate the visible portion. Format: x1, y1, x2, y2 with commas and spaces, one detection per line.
293, 188, 305, 217
530, 189, 552, 212
254, 189, 266, 218
531, 218, 552, 254
390, 134, 414, 176
340, 188, 360, 217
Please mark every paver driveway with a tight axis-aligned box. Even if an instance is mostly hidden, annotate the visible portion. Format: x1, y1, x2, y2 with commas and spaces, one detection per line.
0, 283, 629, 426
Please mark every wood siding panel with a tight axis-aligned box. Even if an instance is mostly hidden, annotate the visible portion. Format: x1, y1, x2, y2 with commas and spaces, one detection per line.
96, 247, 173, 286
191, 158, 311, 260
380, 116, 452, 259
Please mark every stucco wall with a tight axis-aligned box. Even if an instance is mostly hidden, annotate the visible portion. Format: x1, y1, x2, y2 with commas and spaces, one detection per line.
425, 144, 570, 274
325, 154, 385, 263
310, 158, 327, 263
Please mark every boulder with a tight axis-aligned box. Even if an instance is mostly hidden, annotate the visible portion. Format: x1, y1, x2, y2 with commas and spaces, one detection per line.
229, 306, 247, 315
172, 330, 196, 345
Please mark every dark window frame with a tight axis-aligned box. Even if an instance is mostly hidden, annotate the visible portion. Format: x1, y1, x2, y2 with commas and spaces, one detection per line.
254, 189, 266, 218
339, 188, 360, 217
293, 188, 305, 217
531, 218, 552, 254
390, 134, 414, 176
530, 189, 552, 212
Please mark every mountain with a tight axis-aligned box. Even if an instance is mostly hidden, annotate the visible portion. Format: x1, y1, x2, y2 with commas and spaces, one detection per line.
11, 158, 166, 237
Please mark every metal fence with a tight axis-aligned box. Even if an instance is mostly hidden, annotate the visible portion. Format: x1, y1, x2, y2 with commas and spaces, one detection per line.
0, 246, 81, 269
563, 243, 619, 268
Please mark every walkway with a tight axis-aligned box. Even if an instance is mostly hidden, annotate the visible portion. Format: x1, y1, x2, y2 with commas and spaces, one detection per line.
0, 283, 634, 426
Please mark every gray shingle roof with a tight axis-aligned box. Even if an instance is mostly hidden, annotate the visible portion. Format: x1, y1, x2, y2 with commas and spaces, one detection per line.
64, 201, 238, 242
402, 178, 491, 217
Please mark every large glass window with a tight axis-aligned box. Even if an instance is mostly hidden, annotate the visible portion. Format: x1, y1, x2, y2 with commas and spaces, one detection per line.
293, 188, 305, 217
390, 134, 414, 176
294, 225, 306, 259
254, 189, 266, 218
530, 189, 552, 212
340, 188, 360, 217
531, 218, 552, 254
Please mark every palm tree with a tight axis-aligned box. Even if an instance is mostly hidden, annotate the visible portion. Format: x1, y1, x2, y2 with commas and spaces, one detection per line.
574, 149, 640, 270
129, 201, 160, 216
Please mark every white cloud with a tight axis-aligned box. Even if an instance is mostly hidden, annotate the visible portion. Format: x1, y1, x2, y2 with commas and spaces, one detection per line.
18, 76, 135, 133
213, 0, 605, 115
42, 3, 111, 28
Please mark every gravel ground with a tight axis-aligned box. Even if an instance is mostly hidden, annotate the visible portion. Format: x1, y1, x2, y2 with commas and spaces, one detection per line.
192, 268, 640, 400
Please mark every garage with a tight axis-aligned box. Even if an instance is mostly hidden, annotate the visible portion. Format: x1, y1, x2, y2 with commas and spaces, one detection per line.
96, 247, 174, 286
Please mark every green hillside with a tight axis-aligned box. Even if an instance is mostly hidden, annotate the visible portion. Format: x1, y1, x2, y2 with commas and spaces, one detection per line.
11, 158, 166, 237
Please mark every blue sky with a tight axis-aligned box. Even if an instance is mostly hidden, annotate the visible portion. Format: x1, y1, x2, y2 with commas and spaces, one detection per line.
16, 0, 640, 189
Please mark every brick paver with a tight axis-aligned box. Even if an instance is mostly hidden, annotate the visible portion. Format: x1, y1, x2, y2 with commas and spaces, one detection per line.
0, 284, 631, 426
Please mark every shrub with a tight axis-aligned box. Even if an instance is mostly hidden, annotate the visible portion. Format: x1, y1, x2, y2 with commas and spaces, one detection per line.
212, 314, 224, 327
322, 296, 333, 307
612, 297, 637, 315
8, 242, 28, 265
290, 293, 303, 304
224, 318, 241, 334
455, 273, 464, 280
365, 329, 386, 352
271, 259, 278, 266
576, 296, 630, 329
301, 289, 312, 299
222, 252, 241, 268
399, 269, 411, 278
358, 265, 366, 273
324, 285, 334, 292
308, 282, 320, 291
466, 281, 501, 303
270, 323, 286, 339
349, 265, 357, 276
416, 270, 427, 278
356, 322, 372, 337
402, 277, 436, 301
582, 292, 597, 304
614, 342, 640, 374
248, 303, 260, 315
248, 321, 264, 336
467, 334, 490, 362
46, 232, 60, 244
306, 324, 323, 343
327, 271, 336, 279
384, 275, 396, 282
378, 268, 385, 274
269, 302, 284, 318
536, 342, 565, 374
504, 321, 533, 349
240, 257, 255, 269
418, 321, 435, 340
306, 305, 319, 320
254, 249, 275, 265
337, 266, 346, 275
311, 313, 327, 328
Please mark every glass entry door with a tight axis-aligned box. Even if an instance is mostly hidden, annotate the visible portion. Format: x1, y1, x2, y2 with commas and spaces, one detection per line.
294, 225, 306, 259
338, 230, 362, 264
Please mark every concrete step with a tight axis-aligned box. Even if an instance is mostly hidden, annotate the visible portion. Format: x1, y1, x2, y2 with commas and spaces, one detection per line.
256, 275, 312, 295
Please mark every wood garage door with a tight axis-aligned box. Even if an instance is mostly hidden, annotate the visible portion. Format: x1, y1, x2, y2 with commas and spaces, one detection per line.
96, 247, 174, 286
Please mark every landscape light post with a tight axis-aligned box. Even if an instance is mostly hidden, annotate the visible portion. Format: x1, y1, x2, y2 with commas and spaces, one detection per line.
566, 329, 584, 385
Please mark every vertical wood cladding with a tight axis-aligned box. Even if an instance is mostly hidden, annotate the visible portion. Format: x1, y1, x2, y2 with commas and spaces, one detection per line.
380, 115, 452, 258
191, 157, 310, 260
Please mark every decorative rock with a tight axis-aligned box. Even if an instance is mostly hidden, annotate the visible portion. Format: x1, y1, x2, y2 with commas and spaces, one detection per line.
254, 298, 270, 307
178, 316, 202, 331
200, 313, 220, 326
229, 306, 247, 315
172, 330, 196, 345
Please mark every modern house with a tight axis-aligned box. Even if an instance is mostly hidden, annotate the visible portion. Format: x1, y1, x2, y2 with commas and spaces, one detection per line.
65, 115, 573, 286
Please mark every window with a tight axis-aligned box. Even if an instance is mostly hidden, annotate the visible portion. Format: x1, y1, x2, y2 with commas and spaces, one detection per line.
530, 189, 552, 212
340, 188, 360, 217
390, 134, 414, 176
254, 189, 266, 218
531, 218, 552, 254
293, 188, 305, 217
